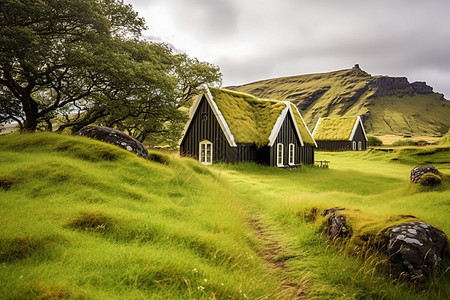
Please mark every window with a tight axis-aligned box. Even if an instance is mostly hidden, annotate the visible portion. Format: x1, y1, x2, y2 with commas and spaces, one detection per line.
277, 143, 283, 167
358, 141, 362, 151
352, 141, 357, 151
199, 140, 212, 165
201, 113, 208, 121
288, 143, 295, 165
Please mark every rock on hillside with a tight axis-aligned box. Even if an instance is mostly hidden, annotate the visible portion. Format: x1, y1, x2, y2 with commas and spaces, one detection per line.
227, 66, 450, 137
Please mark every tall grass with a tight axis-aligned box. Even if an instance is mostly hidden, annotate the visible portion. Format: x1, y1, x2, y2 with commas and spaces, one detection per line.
215, 149, 449, 299
1, 132, 448, 299
0, 133, 280, 299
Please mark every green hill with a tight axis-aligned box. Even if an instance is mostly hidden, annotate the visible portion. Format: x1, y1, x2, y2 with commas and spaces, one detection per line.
227, 66, 450, 137
1, 133, 448, 299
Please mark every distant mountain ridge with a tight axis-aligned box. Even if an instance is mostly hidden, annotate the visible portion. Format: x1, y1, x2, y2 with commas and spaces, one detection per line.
227, 66, 450, 137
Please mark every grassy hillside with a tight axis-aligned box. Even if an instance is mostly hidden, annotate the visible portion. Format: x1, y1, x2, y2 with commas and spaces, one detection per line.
228, 68, 450, 137
1, 133, 449, 299
0, 133, 282, 299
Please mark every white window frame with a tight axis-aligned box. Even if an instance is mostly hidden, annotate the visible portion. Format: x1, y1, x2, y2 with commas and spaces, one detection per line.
288, 143, 295, 166
277, 143, 284, 167
358, 141, 362, 151
199, 140, 213, 165
352, 141, 357, 151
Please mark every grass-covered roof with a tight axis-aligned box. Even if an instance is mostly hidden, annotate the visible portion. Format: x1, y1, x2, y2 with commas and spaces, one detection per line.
209, 88, 285, 147
313, 116, 358, 141
209, 88, 315, 147
290, 103, 316, 145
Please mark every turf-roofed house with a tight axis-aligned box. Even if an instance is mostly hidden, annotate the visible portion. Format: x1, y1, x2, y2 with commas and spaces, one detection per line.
179, 87, 316, 167
312, 116, 368, 151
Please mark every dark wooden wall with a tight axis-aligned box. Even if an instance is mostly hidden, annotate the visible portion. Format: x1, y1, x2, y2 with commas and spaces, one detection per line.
316, 122, 366, 151
180, 95, 315, 166
316, 140, 352, 151
180, 96, 234, 162
269, 113, 314, 166
300, 145, 315, 165
352, 123, 367, 150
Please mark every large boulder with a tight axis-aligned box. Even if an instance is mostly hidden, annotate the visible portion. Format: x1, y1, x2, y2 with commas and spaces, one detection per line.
77, 126, 148, 159
388, 222, 447, 277
410, 166, 442, 186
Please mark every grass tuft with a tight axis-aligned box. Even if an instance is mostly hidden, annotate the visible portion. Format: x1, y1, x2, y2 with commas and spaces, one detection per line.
66, 211, 116, 233
0, 235, 62, 263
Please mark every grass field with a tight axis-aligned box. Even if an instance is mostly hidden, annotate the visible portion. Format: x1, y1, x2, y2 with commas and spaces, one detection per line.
1, 132, 449, 299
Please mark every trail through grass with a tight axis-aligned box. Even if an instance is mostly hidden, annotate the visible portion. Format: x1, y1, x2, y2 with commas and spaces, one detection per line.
1, 132, 449, 299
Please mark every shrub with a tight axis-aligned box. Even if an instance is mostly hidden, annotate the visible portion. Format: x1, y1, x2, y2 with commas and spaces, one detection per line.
367, 136, 383, 147
392, 140, 417, 147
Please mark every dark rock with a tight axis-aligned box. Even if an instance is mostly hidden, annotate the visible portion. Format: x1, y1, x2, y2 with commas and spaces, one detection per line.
388, 222, 447, 277
76, 126, 148, 159
369, 76, 414, 97
410, 166, 442, 186
322, 207, 345, 216
411, 81, 433, 94
327, 214, 350, 239
322, 207, 350, 239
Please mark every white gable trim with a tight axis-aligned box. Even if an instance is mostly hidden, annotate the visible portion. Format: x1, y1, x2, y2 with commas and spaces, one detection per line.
349, 116, 368, 141
312, 117, 322, 137
178, 86, 237, 147
287, 103, 304, 146
291, 104, 318, 147
268, 102, 314, 147
268, 103, 289, 147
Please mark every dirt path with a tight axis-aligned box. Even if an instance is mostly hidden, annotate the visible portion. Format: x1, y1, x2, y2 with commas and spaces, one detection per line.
248, 219, 307, 299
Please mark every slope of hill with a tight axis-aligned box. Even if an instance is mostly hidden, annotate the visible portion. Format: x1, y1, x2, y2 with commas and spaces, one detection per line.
1, 133, 448, 299
227, 66, 450, 136
0, 133, 283, 299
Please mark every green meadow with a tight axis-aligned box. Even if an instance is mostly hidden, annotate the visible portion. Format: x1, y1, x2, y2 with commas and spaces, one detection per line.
1, 133, 449, 299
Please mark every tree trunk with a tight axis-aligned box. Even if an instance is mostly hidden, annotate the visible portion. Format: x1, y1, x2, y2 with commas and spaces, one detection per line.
22, 97, 39, 132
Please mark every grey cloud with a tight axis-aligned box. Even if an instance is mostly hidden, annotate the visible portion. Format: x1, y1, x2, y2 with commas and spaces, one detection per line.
126, 0, 450, 98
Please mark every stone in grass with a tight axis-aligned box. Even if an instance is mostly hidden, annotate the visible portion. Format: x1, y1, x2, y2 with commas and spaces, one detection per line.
388, 222, 447, 278
77, 126, 148, 159
322, 207, 350, 239
410, 166, 442, 186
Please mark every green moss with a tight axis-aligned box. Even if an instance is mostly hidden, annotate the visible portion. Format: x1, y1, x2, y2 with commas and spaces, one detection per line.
313, 116, 358, 141
210, 88, 286, 147
209, 88, 316, 147
290, 103, 315, 145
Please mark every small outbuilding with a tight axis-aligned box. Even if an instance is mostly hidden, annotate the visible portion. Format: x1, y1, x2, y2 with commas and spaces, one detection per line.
179, 86, 316, 167
312, 116, 367, 151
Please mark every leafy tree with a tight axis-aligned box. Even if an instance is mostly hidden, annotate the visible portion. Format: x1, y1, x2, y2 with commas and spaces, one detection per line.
0, 0, 222, 144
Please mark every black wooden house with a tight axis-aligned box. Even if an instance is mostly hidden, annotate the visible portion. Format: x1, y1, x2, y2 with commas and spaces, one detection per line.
179, 87, 316, 167
312, 116, 367, 151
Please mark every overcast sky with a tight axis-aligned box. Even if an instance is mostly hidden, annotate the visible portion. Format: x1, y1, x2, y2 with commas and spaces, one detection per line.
125, 0, 450, 98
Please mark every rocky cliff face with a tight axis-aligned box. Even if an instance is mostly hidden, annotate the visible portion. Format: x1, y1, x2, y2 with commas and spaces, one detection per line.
228, 67, 449, 136
368, 76, 435, 98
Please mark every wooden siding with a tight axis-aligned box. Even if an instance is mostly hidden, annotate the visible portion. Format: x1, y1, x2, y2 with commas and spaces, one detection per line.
269, 113, 314, 166
301, 145, 315, 165
180, 96, 234, 163
316, 140, 352, 151
316, 122, 366, 151
351, 123, 367, 150
180, 95, 315, 166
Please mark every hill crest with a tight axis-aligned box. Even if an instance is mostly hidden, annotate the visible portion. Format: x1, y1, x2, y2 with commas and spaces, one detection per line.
227, 66, 449, 137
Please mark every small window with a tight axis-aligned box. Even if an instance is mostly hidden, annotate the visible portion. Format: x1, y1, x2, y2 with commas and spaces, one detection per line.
277, 143, 284, 167
201, 113, 208, 121
352, 141, 357, 151
288, 143, 295, 165
358, 141, 362, 151
199, 140, 212, 165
